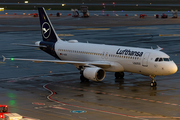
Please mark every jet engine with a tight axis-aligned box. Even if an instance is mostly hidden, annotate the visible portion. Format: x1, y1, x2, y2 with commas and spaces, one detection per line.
83, 67, 106, 81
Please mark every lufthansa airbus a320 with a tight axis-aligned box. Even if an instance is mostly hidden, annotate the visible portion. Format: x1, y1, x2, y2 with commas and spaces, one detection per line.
2, 7, 178, 87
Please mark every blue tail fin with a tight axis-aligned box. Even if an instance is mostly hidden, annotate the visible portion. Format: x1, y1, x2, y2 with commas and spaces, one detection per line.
38, 7, 60, 43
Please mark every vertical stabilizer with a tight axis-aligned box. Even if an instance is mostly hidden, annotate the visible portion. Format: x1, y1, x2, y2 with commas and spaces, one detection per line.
38, 7, 60, 43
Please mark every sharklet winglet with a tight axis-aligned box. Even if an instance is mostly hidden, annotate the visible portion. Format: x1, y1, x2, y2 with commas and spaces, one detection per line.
2, 55, 6, 62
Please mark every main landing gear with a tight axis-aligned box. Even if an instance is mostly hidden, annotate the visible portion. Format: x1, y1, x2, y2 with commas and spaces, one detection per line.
115, 72, 124, 79
80, 74, 89, 83
150, 75, 157, 87
79, 67, 89, 83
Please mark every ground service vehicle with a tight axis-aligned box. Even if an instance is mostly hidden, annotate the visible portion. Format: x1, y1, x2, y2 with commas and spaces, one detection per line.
0, 105, 8, 118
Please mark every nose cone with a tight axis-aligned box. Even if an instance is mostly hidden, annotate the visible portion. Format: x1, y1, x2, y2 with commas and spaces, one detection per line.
169, 62, 178, 75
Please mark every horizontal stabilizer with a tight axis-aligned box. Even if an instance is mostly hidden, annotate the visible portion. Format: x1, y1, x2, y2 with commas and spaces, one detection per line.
12, 43, 47, 48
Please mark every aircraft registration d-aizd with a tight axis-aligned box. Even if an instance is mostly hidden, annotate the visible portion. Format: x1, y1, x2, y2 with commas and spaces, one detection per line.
2, 7, 178, 87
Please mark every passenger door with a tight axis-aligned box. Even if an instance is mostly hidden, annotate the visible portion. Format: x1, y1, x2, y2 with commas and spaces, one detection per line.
142, 53, 150, 67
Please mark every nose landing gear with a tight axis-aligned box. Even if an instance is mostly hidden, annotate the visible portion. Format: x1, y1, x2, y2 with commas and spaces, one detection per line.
149, 75, 157, 87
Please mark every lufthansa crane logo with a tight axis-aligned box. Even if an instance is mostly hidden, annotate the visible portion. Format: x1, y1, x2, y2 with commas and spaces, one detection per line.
42, 22, 51, 39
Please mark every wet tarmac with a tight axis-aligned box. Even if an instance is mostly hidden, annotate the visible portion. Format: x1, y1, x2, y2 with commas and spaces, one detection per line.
0, 13, 180, 120
1, 10, 179, 17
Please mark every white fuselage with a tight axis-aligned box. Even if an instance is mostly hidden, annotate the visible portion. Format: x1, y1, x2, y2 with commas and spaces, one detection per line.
54, 40, 178, 76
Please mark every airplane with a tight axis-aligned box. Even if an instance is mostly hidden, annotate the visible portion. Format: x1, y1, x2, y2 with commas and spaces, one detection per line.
2, 7, 178, 87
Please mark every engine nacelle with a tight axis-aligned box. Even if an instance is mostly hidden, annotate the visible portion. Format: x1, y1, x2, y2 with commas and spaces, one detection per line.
83, 67, 106, 81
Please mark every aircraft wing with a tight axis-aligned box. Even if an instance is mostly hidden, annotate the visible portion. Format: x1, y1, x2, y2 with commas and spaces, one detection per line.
2, 56, 111, 68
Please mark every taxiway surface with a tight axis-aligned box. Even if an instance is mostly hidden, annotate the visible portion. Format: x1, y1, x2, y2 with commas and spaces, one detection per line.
0, 13, 180, 120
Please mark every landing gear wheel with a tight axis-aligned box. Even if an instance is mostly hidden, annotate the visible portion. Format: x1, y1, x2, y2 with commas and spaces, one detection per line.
115, 72, 124, 79
149, 75, 157, 87
80, 75, 89, 83
150, 82, 157, 87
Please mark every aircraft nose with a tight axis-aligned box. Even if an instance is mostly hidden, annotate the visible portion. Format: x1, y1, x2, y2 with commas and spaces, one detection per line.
169, 62, 178, 74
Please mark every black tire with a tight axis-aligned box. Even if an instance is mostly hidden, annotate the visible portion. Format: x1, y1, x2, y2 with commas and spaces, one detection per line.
80, 75, 89, 83
115, 72, 124, 79
150, 82, 157, 87
119, 72, 124, 78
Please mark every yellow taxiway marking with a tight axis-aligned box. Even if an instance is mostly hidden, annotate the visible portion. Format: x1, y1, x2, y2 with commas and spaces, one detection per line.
159, 34, 180, 37
76, 28, 110, 30
35, 48, 40, 50
57, 34, 74, 36
128, 27, 158, 29
0, 62, 5, 64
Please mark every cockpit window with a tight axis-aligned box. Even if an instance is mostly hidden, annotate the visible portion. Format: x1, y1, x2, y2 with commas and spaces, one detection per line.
163, 58, 170, 61
155, 58, 159, 62
159, 58, 163, 62
155, 57, 171, 62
